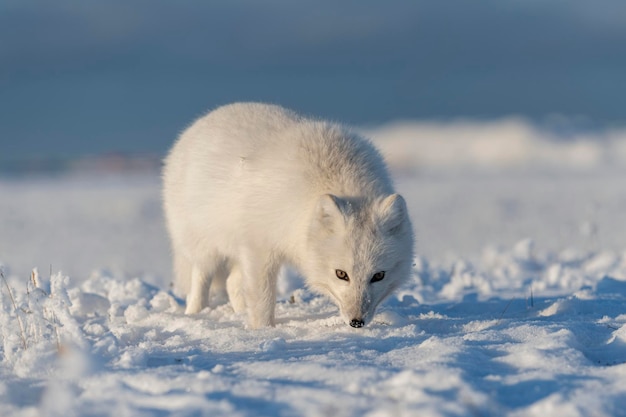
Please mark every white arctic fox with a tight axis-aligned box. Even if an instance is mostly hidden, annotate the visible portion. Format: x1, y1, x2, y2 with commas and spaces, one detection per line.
162, 103, 414, 328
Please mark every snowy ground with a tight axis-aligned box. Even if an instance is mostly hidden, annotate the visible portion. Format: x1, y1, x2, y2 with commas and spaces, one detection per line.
2, 120, 626, 416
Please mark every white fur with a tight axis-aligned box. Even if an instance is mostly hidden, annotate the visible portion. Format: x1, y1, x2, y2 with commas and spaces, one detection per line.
162, 103, 414, 328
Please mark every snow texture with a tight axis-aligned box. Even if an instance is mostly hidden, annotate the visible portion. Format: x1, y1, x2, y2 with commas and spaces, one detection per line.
2, 121, 626, 416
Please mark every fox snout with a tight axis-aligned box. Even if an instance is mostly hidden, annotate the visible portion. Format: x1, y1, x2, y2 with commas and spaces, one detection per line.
340, 308, 369, 328
350, 319, 365, 328
342, 296, 371, 328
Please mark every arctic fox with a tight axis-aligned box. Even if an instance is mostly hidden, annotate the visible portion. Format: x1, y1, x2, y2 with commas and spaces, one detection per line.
162, 103, 414, 328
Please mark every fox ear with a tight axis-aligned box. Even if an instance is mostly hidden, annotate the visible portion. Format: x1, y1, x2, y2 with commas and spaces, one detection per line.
377, 194, 407, 235
316, 194, 348, 232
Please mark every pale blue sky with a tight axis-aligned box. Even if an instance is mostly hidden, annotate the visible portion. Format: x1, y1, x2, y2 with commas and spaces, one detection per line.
1, 0, 625, 160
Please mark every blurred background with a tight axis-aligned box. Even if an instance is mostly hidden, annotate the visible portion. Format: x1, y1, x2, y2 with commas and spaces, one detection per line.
2, 0, 626, 281
2, 0, 626, 173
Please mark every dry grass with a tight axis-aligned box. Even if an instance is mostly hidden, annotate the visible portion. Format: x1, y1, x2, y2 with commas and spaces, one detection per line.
1, 268, 27, 349
1, 267, 61, 352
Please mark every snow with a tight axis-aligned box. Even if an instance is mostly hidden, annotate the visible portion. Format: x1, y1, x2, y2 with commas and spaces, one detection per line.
2, 120, 626, 416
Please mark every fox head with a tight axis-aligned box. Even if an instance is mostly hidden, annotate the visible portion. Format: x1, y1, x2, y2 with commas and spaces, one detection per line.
304, 193, 414, 327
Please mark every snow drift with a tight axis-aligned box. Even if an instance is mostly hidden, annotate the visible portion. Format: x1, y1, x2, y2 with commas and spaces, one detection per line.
2, 118, 626, 416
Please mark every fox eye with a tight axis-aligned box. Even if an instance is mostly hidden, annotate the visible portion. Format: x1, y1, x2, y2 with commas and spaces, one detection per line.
335, 269, 349, 281
370, 271, 386, 283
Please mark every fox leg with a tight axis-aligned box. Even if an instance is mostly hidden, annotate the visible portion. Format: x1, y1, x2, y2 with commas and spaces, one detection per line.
239, 250, 280, 329
185, 265, 211, 314
185, 256, 227, 314
226, 264, 246, 314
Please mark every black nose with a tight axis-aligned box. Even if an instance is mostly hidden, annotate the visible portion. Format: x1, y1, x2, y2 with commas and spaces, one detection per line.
350, 319, 364, 328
